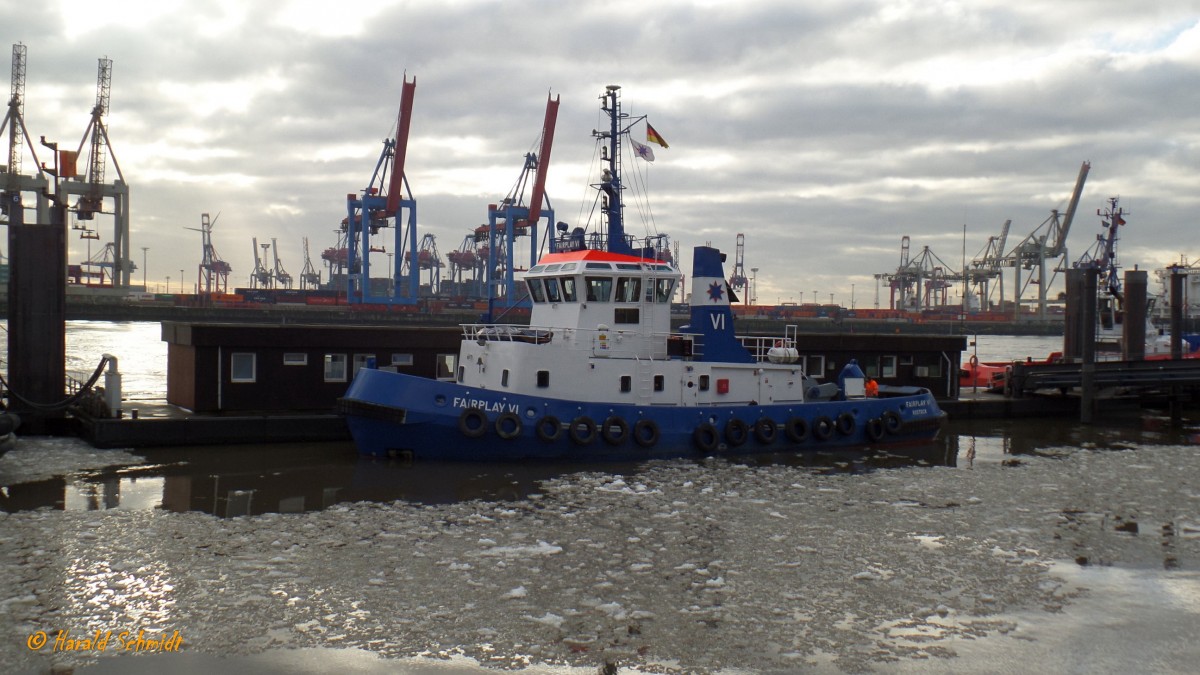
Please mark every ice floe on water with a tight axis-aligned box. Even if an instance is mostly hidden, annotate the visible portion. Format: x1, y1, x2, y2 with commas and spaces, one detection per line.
0, 438, 143, 486
1, 443, 1198, 673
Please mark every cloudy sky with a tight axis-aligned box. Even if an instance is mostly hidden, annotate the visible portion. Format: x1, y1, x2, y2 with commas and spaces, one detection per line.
2, 0, 1198, 308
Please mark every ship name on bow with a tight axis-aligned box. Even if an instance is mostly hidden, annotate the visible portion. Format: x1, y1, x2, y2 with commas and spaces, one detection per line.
453, 397, 519, 413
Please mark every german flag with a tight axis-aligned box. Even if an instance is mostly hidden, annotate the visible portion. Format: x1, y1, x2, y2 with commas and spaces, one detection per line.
646, 123, 669, 148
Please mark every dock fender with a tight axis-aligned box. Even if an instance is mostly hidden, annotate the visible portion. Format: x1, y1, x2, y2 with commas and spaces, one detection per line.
882, 410, 903, 434
459, 407, 488, 438
569, 416, 597, 445
753, 418, 778, 444
865, 417, 885, 442
601, 416, 630, 446
812, 415, 834, 441
784, 417, 808, 443
495, 412, 522, 440
835, 412, 855, 436
632, 419, 659, 448
724, 418, 749, 446
693, 422, 719, 453
535, 415, 562, 442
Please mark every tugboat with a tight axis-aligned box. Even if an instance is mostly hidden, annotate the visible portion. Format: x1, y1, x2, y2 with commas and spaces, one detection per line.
339, 85, 946, 461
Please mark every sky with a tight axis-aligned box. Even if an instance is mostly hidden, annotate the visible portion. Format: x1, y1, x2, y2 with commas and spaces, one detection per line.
2, 0, 1198, 308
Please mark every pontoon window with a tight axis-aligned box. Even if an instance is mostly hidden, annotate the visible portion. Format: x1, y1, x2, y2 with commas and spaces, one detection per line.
655, 278, 675, 303
526, 278, 546, 303
586, 276, 612, 302
560, 277, 578, 302
880, 355, 897, 378
615, 277, 641, 303
545, 278, 562, 303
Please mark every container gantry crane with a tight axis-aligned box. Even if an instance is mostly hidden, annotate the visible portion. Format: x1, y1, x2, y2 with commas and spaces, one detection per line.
271, 238, 292, 289
250, 238, 271, 289
300, 237, 321, 290
728, 233, 749, 305
59, 56, 133, 286
345, 75, 419, 305
999, 161, 1090, 319
186, 212, 231, 295
479, 92, 559, 310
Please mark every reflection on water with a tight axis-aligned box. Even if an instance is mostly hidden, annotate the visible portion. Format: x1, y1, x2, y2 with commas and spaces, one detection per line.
4, 410, 1199, 516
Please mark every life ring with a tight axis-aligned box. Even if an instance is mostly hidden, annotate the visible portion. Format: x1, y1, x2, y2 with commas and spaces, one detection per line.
601, 416, 630, 445
458, 407, 487, 438
784, 417, 809, 443
568, 416, 597, 445
865, 417, 885, 442
632, 419, 659, 448
693, 422, 719, 453
835, 412, 855, 436
753, 418, 778, 444
724, 418, 749, 446
495, 411, 522, 440
882, 410, 903, 434
535, 415, 562, 442
812, 415, 834, 441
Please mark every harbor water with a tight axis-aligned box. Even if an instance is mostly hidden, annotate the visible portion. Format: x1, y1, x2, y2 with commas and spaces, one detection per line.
1, 322, 1197, 673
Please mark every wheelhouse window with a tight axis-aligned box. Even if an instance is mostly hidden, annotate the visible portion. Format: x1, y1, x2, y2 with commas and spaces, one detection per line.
544, 278, 562, 303
231, 353, 256, 383
560, 277, 578, 302
655, 278, 675, 303
526, 278, 546, 303
586, 276, 612, 302
615, 277, 641, 303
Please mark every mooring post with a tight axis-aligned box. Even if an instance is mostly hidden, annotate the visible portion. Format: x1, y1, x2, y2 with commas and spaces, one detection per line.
1080, 267, 1098, 424
5, 192, 68, 433
1170, 267, 1185, 426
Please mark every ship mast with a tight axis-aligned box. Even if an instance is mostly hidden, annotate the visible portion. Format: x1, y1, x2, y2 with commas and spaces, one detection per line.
595, 84, 632, 255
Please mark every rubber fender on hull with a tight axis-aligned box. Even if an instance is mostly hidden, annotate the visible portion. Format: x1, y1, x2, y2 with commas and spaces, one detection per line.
882, 410, 903, 434
753, 418, 778, 444
724, 419, 749, 447
459, 408, 488, 438
632, 419, 659, 448
812, 415, 834, 441
693, 422, 719, 453
535, 415, 562, 442
865, 417, 885, 442
835, 412, 855, 436
601, 416, 630, 445
569, 416, 597, 445
784, 417, 808, 443
495, 411, 522, 439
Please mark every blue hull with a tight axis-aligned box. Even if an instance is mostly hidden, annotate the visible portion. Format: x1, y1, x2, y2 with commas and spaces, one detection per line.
339, 369, 946, 462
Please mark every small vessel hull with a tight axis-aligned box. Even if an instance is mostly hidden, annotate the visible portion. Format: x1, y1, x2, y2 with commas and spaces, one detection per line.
340, 369, 946, 462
